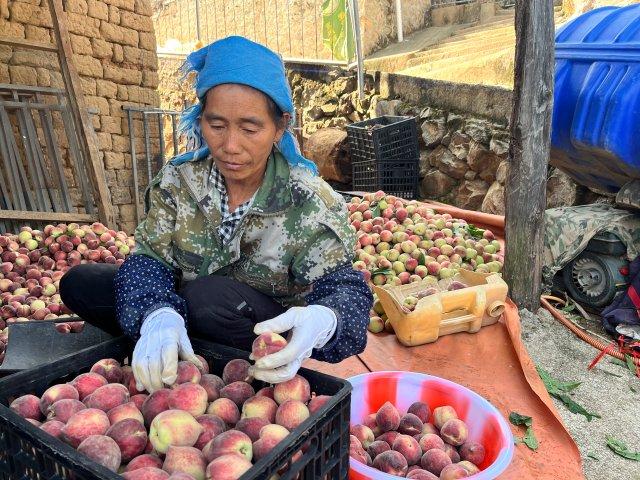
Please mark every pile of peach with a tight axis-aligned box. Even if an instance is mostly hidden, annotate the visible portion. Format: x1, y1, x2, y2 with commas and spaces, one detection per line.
350, 402, 485, 479
7, 333, 332, 480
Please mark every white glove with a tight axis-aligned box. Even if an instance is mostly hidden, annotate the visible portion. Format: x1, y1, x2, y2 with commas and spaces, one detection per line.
248, 305, 337, 384
131, 307, 201, 393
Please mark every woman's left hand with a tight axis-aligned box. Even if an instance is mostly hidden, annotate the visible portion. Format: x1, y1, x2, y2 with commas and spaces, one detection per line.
248, 305, 337, 383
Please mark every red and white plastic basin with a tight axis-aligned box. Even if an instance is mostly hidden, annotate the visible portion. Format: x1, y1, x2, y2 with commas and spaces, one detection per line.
348, 371, 514, 479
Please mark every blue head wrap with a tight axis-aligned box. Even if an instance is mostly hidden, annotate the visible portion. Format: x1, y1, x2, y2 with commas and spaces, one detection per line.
172, 36, 318, 175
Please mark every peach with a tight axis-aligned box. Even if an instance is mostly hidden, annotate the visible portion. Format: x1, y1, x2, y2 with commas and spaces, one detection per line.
169, 474, 197, 480
408, 401, 430, 424
220, 381, 255, 407
367, 440, 390, 459
443, 443, 460, 462
273, 375, 311, 405
392, 434, 421, 466
10, 394, 42, 420
77, 434, 121, 472
433, 406, 457, 430
251, 332, 287, 359
61, 408, 110, 448
222, 359, 251, 384
131, 394, 148, 411
84, 383, 129, 412
90, 358, 123, 383
202, 430, 252, 463
350, 424, 374, 449
457, 460, 480, 475
275, 400, 309, 431
459, 440, 485, 465
163, 445, 206, 480
199, 374, 224, 402
259, 423, 289, 441
40, 383, 79, 415
47, 399, 85, 423
376, 401, 401, 432
241, 395, 278, 423
255, 386, 275, 399
168, 383, 208, 417
419, 433, 445, 452
235, 417, 269, 443
124, 453, 163, 472
194, 414, 227, 449
107, 418, 147, 462
420, 448, 452, 476
440, 419, 468, 446
372, 450, 408, 476
422, 423, 439, 436
122, 467, 170, 479
206, 398, 240, 426
399, 413, 423, 436
70, 372, 108, 400
149, 409, 203, 454
349, 438, 368, 465
205, 453, 252, 480
26, 418, 41, 427
376, 431, 400, 446
308, 394, 331, 415
142, 388, 171, 427
176, 361, 201, 384
252, 424, 289, 461
40, 420, 65, 439
406, 468, 439, 479
108, 401, 144, 425
195, 354, 209, 374
439, 464, 469, 479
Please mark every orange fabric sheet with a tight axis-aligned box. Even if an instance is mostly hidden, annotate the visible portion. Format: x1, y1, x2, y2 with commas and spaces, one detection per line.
305, 205, 584, 479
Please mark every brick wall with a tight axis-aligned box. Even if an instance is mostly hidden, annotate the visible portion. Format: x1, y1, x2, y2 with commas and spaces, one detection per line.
0, 0, 160, 234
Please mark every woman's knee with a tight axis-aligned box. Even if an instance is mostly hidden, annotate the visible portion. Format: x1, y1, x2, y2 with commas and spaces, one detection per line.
59, 264, 118, 305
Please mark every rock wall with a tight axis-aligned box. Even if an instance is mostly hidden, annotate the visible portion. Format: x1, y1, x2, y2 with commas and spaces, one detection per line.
0, 0, 160, 233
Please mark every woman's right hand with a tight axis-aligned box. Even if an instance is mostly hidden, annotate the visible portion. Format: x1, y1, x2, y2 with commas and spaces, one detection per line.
131, 307, 201, 393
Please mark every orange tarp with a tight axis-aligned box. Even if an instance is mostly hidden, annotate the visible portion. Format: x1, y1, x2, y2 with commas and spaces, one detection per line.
305, 207, 585, 479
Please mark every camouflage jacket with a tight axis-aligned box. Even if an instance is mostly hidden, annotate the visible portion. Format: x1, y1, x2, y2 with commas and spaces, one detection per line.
134, 152, 357, 305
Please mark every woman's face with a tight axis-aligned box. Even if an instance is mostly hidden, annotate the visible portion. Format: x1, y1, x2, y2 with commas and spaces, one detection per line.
200, 84, 288, 184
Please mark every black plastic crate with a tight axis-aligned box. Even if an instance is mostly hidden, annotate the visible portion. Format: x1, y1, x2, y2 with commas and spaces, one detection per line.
0, 337, 352, 480
347, 116, 420, 199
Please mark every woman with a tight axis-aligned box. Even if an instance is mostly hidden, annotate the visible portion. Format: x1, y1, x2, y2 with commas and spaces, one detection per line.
60, 36, 372, 393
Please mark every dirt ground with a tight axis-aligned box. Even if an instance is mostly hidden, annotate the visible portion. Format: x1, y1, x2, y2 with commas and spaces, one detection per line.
519, 308, 640, 480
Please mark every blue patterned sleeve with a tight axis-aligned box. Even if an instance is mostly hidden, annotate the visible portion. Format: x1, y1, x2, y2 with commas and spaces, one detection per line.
306, 264, 373, 363
114, 254, 187, 340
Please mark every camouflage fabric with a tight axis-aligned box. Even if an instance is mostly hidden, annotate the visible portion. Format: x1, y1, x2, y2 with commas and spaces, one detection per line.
133, 152, 356, 306
542, 204, 640, 285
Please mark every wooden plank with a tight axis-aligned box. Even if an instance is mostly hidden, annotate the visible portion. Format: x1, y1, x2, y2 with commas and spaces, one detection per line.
0, 84, 65, 95
0, 209, 96, 223
503, 0, 555, 311
46, 0, 115, 228
0, 36, 57, 52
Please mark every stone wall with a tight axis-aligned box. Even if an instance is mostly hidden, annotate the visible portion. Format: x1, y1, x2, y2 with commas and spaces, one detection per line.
0, 0, 160, 233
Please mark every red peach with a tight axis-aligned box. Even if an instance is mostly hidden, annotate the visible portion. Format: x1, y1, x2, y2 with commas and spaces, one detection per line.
61, 408, 110, 448
241, 395, 278, 423
406, 468, 439, 479
205, 453, 252, 480
194, 414, 226, 450
26, 418, 41, 427
220, 381, 255, 408
168, 383, 208, 417
149, 409, 203, 454
206, 398, 240, 426
40, 383, 79, 415
90, 358, 123, 383
367, 439, 390, 459
433, 406, 458, 430
10, 394, 42, 420
399, 413, 423, 436
376, 431, 400, 446
131, 394, 148, 411
419, 433, 445, 452
420, 448, 452, 476
255, 386, 274, 400
202, 430, 252, 463
40, 420, 65, 439
439, 464, 470, 480
392, 434, 422, 465
194, 354, 209, 374
162, 445, 206, 480
124, 453, 163, 472
176, 361, 201, 384
70, 372, 108, 400
440, 418, 468, 446
443, 443, 461, 463
77, 434, 121, 472
372, 450, 408, 476
168, 473, 196, 480
107, 418, 147, 462
457, 460, 480, 475
47, 399, 85, 423
107, 401, 144, 425
408, 401, 431, 423
141, 388, 171, 427
308, 394, 331, 415
350, 424, 374, 449
251, 332, 288, 359
84, 383, 129, 412
222, 359, 252, 384
459, 440, 485, 465
199, 374, 224, 402
273, 375, 311, 405
252, 424, 289, 462
376, 401, 401, 432
235, 417, 269, 443
275, 400, 309, 431
422, 423, 439, 436
122, 467, 169, 479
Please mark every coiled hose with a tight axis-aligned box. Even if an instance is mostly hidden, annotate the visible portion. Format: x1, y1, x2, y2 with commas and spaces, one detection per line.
540, 296, 640, 368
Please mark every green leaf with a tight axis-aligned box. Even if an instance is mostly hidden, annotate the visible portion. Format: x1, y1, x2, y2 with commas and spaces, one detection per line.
371, 268, 392, 276
610, 358, 627, 367
624, 354, 637, 374
522, 426, 538, 451
561, 303, 576, 313
606, 436, 640, 461
466, 224, 485, 239
509, 412, 533, 427
536, 366, 580, 392
418, 251, 426, 266
552, 392, 601, 422
370, 203, 381, 219
536, 366, 599, 421
631, 385, 637, 393
587, 453, 600, 461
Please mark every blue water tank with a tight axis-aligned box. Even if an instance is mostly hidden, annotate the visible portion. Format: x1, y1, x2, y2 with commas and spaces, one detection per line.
552, 5, 640, 193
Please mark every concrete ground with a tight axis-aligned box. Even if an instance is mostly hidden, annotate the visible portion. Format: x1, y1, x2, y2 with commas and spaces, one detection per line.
519, 308, 640, 480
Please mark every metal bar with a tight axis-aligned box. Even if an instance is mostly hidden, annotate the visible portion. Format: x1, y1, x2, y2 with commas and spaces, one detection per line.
171, 113, 179, 157
350, 0, 365, 100
127, 109, 141, 225
0, 100, 67, 110
0, 209, 96, 222
35, 93, 66, 211
195, 0, 201, 41
45, 95, 73, 212
0, 84, 65, 95
0, 110, 15, 210
123, 105, 181, 114
395, 0, 403, 42
0, 37, 57, 52
143, 112, 152, 184
0, 104, 28, 209
157, 112, 166, 174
